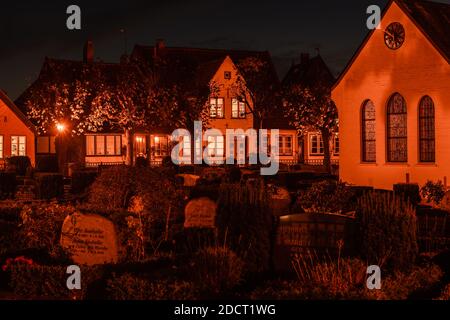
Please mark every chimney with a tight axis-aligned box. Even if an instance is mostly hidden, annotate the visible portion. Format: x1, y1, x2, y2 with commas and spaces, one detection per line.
153, 39, 165, 58
300, 53, 310, 65
83, 40, 94, 63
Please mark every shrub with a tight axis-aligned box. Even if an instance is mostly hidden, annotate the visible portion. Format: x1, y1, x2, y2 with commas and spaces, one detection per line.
6, 156, 31, 176
393, 183, 421, 207
216, 181, 274, 275
0, 172, 16, 200
35, 155, 59, 173
225, 166, 242, 183
420, 180, 446, 205
8, 263, 104, 299
71, 169, 98, 194
88, 166, 134, 210
191, 245, 244, 295
135, 156, 148, 168
356, 192, 418, 271
19, 203, 75, 257
106, 273, 197, 300
35, 173, 64, 200
368, 264, 443, 300
296, 180, 356, 214
88, 166, 185, 259
437, 283, 450, 300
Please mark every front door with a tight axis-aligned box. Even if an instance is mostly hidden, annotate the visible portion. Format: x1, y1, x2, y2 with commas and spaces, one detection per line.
134, 135, 148, 159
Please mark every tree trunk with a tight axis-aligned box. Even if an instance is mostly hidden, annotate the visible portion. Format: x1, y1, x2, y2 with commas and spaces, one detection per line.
321, 129, 332, 174
125, 129, 134, 166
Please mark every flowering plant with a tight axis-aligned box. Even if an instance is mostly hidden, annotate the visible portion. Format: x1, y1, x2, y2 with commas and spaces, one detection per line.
2, 256, 35, 272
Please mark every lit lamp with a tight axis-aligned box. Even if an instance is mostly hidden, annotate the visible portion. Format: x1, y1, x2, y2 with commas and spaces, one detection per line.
56, 123, 66, 133
154, 136, 160, 143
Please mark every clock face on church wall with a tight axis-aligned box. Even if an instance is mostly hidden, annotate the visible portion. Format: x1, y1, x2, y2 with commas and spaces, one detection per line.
384, 22, 405, 50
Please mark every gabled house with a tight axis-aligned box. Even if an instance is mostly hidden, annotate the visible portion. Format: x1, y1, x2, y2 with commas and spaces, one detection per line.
282, 53, 339, 165
332, 0, 450, 189
0, 90, 36, 167
15, 40, 283, 171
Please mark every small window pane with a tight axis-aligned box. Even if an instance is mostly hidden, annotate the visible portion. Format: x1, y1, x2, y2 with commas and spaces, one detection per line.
0, 136, 3, 158
106, 136, 115, 155
115, 136, 122, 155
232, 99, 238, 118
86, 136, 95, 156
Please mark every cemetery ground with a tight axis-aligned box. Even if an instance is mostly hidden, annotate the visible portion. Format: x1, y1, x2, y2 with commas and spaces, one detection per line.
0, 157, 449, 300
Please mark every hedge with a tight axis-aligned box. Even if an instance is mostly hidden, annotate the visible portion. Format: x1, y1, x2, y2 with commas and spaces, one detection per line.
0, 172, 16, 200
34, 173, 64, 200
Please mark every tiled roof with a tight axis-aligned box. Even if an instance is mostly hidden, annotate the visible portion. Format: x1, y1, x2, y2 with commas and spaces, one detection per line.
397, 0, 450, 61
282, 55, 335, 88
0, 89, 36, 134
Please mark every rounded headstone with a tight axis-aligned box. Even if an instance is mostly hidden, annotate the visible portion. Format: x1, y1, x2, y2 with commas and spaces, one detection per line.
184, 197, 217, 228
270, 185, 291, 216
177, 174, 200, 187
60, 213, 119, 265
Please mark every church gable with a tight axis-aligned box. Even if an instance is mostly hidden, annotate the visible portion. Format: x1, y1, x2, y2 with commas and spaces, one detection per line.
334, 0, 450, 97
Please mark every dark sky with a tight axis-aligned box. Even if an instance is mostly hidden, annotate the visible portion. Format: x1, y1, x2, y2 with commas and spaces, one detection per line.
0, 0, 446, 99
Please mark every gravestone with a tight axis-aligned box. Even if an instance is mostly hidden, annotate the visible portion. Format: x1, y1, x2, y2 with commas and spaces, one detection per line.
270, 185, 291, 216
440, 190, 450, 211
184, 197, 217, 228
274, 213, 355, 273
60, 213, 119, 265
177, 174, 200, 187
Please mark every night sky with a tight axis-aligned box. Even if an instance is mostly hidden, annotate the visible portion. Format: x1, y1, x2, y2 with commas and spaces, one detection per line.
0, 0, 447, 99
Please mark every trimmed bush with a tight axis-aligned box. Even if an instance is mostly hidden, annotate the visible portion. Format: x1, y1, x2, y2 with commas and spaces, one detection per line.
71, 169, 98, 194
356, 192, 418, 271
296, 180, 356, 214
35, 155, 59, 173
394, 183, 421, 207
88, 166, 134, 210
0, 172, 16, 200
420, 180, 446, 205
216, 181, 274, 275
35, 173, 64, 200
19, 203, 75, 257
6, 156, 31, 176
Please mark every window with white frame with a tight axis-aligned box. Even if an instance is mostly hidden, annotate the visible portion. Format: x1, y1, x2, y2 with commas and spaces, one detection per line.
210, 98, 224, 118
0, 135, 3, 158
279, 135, 293, 156
310, 134, 324, 155
86, 135, 122, 156
37, 136, 56, 154
207, 135, 224, 157
231, 98, 246, 118
11, 136, 26, 156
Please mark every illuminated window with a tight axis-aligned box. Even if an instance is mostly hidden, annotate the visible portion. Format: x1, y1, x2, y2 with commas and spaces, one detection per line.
0, 135, 3, 158
207, 135, 224, 157
86, 135, 121, 156
11, 136, 26, 156
362, 100, 376, 162
387, 93, 407, 162
279, 135, 293, 156
37, 136, 56, 154
231, 98, 246, 118
310, 134, 324, 155
153, 136, 169, 157
333, 134, 340, 155
210, 98, 224, 118
418, 96, 435, 162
